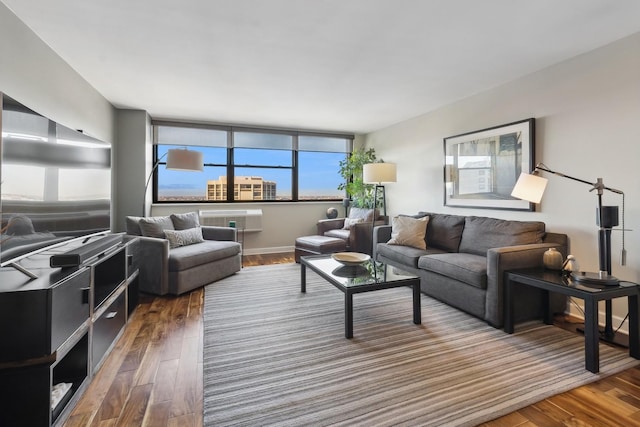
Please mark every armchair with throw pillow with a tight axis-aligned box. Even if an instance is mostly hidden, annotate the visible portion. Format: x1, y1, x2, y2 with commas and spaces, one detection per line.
126, 212, 241, 296
316, 207, 385, 255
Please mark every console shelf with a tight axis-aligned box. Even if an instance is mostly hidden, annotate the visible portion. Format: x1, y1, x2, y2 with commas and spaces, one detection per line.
0, 234, 139, 426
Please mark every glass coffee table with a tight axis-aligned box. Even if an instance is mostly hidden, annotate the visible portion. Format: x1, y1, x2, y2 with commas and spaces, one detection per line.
300, 254, 421, 338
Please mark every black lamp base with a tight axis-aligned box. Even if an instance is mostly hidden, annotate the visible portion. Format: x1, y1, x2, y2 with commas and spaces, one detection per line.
571, 271, 620, 286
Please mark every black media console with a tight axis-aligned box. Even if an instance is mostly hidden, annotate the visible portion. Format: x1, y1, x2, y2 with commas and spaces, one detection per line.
0, 234, 140, 426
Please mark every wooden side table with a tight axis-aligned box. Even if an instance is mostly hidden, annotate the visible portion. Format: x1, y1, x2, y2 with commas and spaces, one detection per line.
504, 268, 640, 373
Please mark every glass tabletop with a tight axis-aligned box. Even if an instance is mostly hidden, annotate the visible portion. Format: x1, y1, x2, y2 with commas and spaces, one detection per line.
301, 254, 417, 288
508, 268, 639, 293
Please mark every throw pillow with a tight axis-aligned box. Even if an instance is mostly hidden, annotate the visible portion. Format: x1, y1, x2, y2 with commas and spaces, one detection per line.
164, 227, 205, 249
388, 215, 430, 250
348, 207, 377, 222
342, 217, 364, 230
138, 216, 174, 238
125, 216, 143, 236
171, 211, 200, 230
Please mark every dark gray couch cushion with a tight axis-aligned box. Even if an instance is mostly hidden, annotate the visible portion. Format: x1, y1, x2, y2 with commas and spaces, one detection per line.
419, 212, 466, 252
168, 240, 241, 272
458, 216, 545, 256
171, 211, 200, 230
139, 216, 174, 238
418, 253, 488, 289
377, 243, 446, 269
126, 216, 143, 236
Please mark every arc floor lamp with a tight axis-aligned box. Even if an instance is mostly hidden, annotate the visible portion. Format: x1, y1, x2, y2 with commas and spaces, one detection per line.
511, 162, 628, 341
143, 147, 203, 216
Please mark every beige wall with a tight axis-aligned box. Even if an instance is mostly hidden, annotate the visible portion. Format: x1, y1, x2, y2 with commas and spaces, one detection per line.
113, 109, 151, 230
365, 31, 640, 331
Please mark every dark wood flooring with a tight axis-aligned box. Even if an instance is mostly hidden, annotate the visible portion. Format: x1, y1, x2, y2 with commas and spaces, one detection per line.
65, 252, 640, 426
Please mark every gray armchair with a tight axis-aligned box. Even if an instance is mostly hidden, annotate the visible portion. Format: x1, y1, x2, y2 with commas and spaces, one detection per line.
126, 213, 241, 295
316, 207, 385, 255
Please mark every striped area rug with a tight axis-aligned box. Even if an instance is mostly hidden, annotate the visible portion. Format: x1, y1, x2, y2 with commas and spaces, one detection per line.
203, 263, 639, 426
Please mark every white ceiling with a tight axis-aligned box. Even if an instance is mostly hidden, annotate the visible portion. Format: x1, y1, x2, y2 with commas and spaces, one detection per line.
4, 0, 640, 134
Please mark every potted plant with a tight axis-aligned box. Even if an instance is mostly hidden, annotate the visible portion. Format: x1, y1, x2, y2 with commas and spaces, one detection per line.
337, 147, 377, 208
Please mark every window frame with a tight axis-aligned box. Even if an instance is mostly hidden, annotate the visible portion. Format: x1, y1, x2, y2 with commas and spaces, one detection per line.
152, 120, 353, 204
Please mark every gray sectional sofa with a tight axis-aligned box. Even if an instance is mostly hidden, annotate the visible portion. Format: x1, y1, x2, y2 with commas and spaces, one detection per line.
373, 212, 568, 328
126, 212, 241, 295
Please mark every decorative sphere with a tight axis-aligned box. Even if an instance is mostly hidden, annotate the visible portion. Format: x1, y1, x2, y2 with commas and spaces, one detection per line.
326, 207, 338, 219
543, 247, 563, 270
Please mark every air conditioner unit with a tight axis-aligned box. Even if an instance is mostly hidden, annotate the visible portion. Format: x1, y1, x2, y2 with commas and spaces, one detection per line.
198, 209, 263, 232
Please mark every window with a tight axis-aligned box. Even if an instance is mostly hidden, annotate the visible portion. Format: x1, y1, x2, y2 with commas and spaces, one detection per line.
298, 136, 347, 200
233, 131, 293, 201
153, 122, 352, 203
155, 125, 228, 201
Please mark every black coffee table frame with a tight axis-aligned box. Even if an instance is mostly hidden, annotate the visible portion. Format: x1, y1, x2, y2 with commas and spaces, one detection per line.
300, 255, 421, 338
505, 268, 640, 373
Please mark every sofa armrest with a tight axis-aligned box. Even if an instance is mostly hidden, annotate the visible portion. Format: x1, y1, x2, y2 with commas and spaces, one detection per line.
201, 225, 236, 242
135, 235, 170, 295
351, 219, 387, 255
372, 225, 392, 260
317, 218, 345, 235
543, 232, 569, 256
485, 242, 566, 327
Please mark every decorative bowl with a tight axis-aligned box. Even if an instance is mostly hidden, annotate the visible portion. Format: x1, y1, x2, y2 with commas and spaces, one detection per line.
331, 252, 371, 266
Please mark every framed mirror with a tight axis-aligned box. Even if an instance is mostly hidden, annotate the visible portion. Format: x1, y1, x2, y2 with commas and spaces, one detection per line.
444, 118, 535, 211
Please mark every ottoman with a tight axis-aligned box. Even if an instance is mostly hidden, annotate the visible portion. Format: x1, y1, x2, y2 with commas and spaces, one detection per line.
294, 235, 347, 263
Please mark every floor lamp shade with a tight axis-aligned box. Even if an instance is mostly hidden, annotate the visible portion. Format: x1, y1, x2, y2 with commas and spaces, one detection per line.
363, 162, 397, 184
143, 148, 203, 216
511, 172, 548, 204
166, 148, 204, 171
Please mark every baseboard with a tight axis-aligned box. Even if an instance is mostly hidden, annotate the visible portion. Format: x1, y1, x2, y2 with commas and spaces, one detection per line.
564, 305, 629, 348
243, 246, 294, 256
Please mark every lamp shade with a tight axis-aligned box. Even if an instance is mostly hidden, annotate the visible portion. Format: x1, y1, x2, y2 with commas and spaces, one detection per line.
511, 172, 548, 203
166, 148, 203, 172
363, 162, 397, 184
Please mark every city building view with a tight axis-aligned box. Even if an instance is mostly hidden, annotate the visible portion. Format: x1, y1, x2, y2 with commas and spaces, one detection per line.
207, 176, 277, 201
